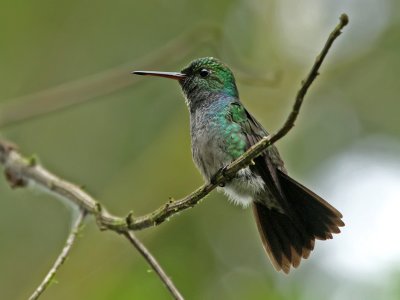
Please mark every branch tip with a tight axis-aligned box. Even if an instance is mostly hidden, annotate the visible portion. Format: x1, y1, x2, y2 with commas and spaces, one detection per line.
340, 13, 349, 26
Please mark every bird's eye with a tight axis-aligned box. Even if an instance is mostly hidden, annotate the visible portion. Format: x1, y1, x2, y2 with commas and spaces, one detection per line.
199, 69, 210, 78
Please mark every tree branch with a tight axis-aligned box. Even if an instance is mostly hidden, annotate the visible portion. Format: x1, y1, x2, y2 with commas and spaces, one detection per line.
0, 14, 348, 231
0, 143, 185, 298
0, 13, 348, 300
28, 209, 86, 300
123, 232, 184, 300
123, 14, 349, 230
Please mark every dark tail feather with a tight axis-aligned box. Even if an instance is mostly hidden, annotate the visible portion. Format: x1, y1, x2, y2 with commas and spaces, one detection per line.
253, 171, 344, 273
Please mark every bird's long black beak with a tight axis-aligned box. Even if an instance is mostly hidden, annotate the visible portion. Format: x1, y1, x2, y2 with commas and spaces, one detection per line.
131, 71, 186, 80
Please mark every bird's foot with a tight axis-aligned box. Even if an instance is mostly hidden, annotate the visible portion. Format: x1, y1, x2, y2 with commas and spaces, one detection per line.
210, 165, 231, 187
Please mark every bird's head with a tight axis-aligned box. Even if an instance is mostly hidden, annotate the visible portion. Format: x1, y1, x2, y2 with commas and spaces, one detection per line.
133, 57, 239, 108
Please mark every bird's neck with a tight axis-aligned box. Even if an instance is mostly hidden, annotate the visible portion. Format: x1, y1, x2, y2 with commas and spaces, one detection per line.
186, 89, 238, 114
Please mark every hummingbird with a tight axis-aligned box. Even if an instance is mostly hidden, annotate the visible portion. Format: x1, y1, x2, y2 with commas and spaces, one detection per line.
133, 57, 344, 273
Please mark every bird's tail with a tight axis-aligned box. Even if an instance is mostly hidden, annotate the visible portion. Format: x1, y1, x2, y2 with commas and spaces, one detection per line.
253, 170, 344, 274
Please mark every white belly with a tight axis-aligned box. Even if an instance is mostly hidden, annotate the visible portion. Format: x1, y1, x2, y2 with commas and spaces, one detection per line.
219, 167, 265, 208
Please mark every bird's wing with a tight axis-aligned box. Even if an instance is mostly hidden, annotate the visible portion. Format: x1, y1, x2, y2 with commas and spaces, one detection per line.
227, 102, 289, 208
227, 102, 344, 273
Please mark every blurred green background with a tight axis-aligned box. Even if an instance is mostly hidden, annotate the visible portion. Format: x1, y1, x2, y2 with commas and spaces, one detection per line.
1, 0, 400, 299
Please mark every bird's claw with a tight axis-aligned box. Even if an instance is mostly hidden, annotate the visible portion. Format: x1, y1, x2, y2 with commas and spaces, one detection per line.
210, 165, 231, 187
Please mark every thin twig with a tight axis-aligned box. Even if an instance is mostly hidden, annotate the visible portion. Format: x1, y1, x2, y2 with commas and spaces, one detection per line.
28, 209, 86, 300
123, 231, 184, 300
272, 13, 349, 142
0, 14, 349, 300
